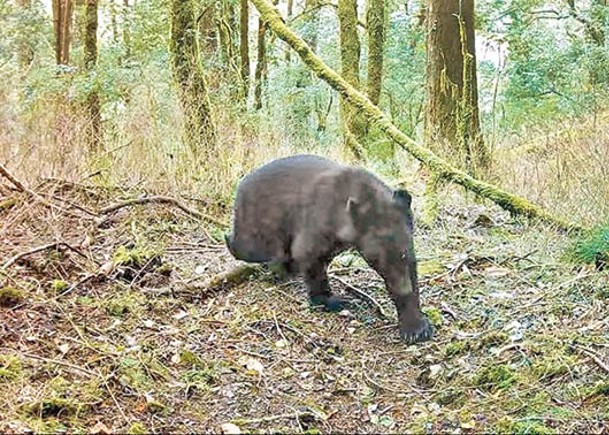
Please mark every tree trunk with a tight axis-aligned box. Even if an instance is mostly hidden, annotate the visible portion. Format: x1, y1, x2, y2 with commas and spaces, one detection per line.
170, 0, 217, 155
52, 0, 73, 65
366, 0, 385, 106
17, 0, 34, 70
199, 1, 218, 54
425, 0, 487, 175
285, 0, 293, 62
249, 0, 581, 232
218, 0, 241, 98
303, 0, 321, 52
240, 0, 250, 102
84, 0, 102, 152
122, 0, 131, 62
254, 16, 267, 110
338, 0, 366, 159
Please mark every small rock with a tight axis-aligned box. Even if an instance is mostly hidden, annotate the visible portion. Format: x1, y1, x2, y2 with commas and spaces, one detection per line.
220, 423, 241, 434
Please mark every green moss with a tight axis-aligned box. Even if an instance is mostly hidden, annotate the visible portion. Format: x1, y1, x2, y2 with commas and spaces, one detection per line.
128, 423, 148, 435
51, 280, 69, 293
479, 331, 509, 348
118, 357, 150, 391
495, 417, 555, 435
444, 340, 471, 358
0, 354, 23, 380
531, 354, 576, 379
0, 286, 25, 307
592, 380, 609, 396
422, 307, 443, 327
104, 291, 143, 317
435, 388, 464, 406
473, 364, 518, 392
112, 245, 157, 267
24, 397, 81, 418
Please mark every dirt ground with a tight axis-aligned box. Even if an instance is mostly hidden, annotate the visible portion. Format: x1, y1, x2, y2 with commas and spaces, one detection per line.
1, 180, 608, 434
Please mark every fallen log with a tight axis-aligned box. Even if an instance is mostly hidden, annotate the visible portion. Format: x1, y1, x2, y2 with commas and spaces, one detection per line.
250, 0, 583, 233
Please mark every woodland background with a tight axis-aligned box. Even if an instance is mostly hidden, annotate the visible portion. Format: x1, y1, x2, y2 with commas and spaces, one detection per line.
1, 0, 609, 433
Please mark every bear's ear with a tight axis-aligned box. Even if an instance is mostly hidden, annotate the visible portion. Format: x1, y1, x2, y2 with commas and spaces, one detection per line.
393, 189, 412, 209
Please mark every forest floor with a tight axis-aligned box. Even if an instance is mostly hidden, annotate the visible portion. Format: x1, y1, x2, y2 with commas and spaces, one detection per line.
1, 179, 609, 434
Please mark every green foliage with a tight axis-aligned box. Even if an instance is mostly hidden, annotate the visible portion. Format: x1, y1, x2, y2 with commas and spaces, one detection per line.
473, 364, 518, 391
569, 224, 609, 267
0, 354, 23, 381
495, 417, 555, 435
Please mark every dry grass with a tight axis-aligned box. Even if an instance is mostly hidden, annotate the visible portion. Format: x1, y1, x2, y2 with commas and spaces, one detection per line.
494, 113, 609, 227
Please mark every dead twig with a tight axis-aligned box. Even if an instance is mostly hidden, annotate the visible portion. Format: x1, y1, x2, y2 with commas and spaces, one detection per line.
2, 242, 79, 269
574, 345, 609, 374
99, 195, 227, 227
0, 162, 29, 192
21, 352, 98, 378
0, 163, 82, 217
204, 264, 266, 291
331, 275, 390, 319
234, 410, 321, 425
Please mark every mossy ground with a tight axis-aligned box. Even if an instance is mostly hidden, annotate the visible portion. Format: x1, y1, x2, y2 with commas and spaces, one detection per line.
1, 182, 608, 433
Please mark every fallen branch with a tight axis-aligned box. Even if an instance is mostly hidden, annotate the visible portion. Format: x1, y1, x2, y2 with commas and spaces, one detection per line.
2, 242, 78, 269
204, 264, 266, 291
233, 410, 321, 425
0, 163, 81, 217
0, 162, 29, 192
331, 275, 390, 319
575, 345, 609, 375
250, 0, 583, 233
99, 195, 227, 227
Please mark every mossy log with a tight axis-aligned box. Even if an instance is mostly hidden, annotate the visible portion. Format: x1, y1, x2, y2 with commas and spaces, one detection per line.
250, 0, 582, 233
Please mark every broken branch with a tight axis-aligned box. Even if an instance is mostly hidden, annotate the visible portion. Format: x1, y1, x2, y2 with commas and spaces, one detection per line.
99, 195, 227, 227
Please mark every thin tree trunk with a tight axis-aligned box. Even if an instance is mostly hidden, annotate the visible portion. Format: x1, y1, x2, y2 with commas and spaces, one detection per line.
52, 0, 73, 65
424, 0, 487, 174
338, 0, 366, 159
249, 0, 581, 232
199, 1, 218, 54
218, 0, 241, 98
170, 0, 217, 155
254, 16, 267, 110
366, 0, 385, 106
240, 0, 250, 102
84, 0, 102, 152
17, 0, 34, 70
285, 0, 293, 62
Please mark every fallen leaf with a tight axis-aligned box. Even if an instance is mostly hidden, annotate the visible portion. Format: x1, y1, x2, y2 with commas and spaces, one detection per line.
90, 421, 112, 434
484, 266, 510, 278
58, 343, 70, 355
173, 310, 188, 320
220, 423, 241, 434
243, 357, 264, 375
99, 261, 114, 275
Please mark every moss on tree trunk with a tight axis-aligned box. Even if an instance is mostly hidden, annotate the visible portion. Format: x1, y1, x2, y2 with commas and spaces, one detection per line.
249, 0, 582, 233
254, 16, 267, 110
425, 0, 487, 175
240, 0, 250, 102
338, 0, 366, 160
84, 0, 101, 152
170, 0, 217, 156
366, 0, 385, 107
